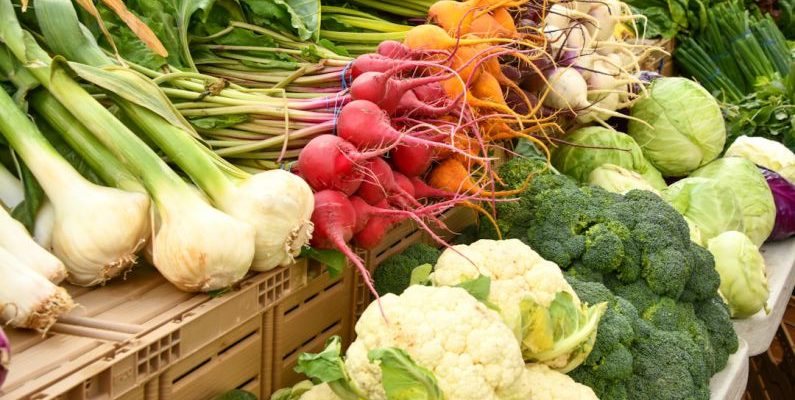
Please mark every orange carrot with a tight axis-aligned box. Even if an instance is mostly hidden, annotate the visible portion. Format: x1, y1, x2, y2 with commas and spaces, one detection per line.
428, 158, 529, 197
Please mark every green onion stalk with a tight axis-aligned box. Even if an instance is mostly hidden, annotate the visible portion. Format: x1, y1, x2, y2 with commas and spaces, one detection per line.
0, 0, 256, 291
0, 50, 150, 287
34, 0, 317, 273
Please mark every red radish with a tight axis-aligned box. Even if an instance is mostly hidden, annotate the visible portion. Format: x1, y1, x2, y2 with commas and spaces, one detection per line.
350, 54, 404, 79
392, 143, 435, 177
412, 81, 448, 103
309, 190, 378, 298
336, 100, 461, 154
355, 158, 419, 208
395, 89, 461, 117
354, 214, 406, 249
411, 176, 457, 199
392, 172, 415, 197
350, 71, 452, 115
296, 134, 391, 195
377, 41, 413, 59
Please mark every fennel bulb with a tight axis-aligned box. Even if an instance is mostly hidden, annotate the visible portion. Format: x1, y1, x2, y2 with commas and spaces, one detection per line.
0, 206, 65, 283
0, 246, 74, 330
33, 200, 54, 250
0, 88, 151, 286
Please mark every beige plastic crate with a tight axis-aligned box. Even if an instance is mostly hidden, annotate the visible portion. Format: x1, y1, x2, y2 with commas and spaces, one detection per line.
2, 261, 307, 400
266, 259, 354, 394
0, 329, 114, 399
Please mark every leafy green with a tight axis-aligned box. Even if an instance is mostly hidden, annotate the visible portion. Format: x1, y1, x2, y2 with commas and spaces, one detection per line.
301, 246, 346, 278
368, 348, 444, 400
294, 336, 365, 400
455, 275, 491, 303
241, 0, 320, 41
409, 264, 433, 286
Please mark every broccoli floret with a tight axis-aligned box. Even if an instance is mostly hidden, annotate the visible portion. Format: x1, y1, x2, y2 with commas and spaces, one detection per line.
608, 280, 660, 315
642, 247, 692, 298
497, 157, 550, 190
582, 222, 628, 273
400, 243, 440, 266
695, 296, 739, 372
680, 244, 721, 303
628, 327, 710, 400
372, 244, 440, 296
643, 298, 717, 374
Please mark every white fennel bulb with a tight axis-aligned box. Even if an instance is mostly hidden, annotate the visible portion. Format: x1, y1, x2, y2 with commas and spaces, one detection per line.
0, 162, 23, 208
33, 200, 55, 250
0, 246, 74, 331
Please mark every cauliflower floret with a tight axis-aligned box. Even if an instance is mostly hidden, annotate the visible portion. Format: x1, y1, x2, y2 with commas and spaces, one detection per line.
430, 239, 604, 371
297, 383, 339, 400
346, 285, 525, 400
502, 364, 599, 400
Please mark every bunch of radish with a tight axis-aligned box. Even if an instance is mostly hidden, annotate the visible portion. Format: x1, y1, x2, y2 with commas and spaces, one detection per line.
517, 0, 658, 128
295, 1, 568, 298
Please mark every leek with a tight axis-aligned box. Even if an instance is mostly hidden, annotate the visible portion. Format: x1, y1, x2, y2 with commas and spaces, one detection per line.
0, 163, 22, 209
0, 204, 65, 283
0, 86, 150, 286
0, 0, 255, 291
0, 246, 74, 331
34, 0, 314, 271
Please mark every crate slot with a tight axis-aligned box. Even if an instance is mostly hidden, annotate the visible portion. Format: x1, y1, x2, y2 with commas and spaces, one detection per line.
237, 376, 258, 391
219, 330, 259, 357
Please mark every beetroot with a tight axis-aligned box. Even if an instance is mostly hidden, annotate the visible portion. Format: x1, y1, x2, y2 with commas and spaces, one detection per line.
392, 143, 435, 177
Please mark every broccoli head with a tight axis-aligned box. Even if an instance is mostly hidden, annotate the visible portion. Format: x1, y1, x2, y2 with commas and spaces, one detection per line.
695, 296, 739, 372
628, 323, 710, 400
372, 244, 441, 296
680, 244, 721, 303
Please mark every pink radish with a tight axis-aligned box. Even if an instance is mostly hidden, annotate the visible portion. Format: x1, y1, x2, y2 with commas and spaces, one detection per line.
350, 54, 404, 79
377, 41, 413, 59
309, 190, 378, 299
296, 134, 390, 195
392, 172, 415, 198
336, 100, 461, 153
392, 143, 435, 177
355, 157, 419, 209
354, 214, 406, 249
350, 70, 451, 115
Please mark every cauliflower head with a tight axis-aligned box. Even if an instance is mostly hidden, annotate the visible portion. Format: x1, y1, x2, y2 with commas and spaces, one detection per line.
513, 364, 599, 400
430, 239, 606, 371
346, 285, 526, 400
298, 384, 339, 400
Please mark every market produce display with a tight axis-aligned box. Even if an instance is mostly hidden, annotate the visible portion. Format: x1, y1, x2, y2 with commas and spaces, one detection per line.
0, 0, 793, 398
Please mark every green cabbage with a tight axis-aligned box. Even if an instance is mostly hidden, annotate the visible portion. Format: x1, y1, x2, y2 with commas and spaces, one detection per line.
691, 158, 776, 246
726, 135, 795, 183
552, 127, 666, 190
707, 231, 770, 318
587, 163, 663, 195
662, 177, 744, 243
629, 78, 726, 177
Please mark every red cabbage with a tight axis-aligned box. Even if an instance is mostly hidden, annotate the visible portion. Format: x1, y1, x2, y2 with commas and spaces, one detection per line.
761, 167, 795, 240
0, 326, 8, 389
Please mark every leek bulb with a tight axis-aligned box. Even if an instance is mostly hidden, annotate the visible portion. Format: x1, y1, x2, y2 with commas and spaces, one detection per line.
0, 247, 74, 331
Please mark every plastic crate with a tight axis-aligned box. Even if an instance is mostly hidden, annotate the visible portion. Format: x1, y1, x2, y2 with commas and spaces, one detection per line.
0, 329, 114, 399
265, 259, 355, 395
351, 207, 478, 322
2, 261, 307, 400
